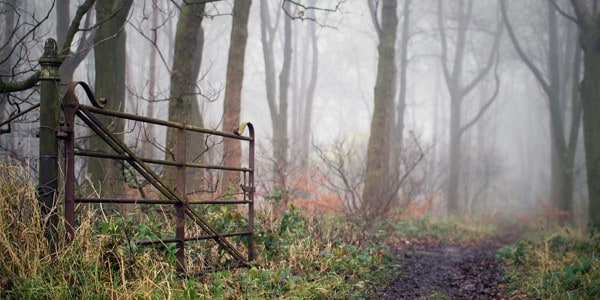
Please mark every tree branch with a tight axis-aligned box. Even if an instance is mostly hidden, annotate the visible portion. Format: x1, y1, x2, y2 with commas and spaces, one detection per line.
459, 61, 500, 136
461, 15, 502, 97
501, 0, 551, 96
280, 0, 343, 28
550, 0, 578, 23
570, 0, 591, 30
60, 0, 96, 57
0, 71, 40, 93
368, 0, 382, 37
437, 0, 452, 85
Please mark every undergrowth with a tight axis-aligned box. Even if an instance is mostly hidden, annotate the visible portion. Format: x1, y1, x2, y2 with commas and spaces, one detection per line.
381, 214, 501, 243
497, 223, 600, 299
0, 163, 396, 299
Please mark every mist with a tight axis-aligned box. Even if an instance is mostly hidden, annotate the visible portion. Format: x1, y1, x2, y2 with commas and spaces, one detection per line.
0, 0, 592, 224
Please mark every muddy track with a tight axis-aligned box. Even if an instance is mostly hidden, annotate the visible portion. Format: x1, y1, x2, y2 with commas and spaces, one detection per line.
379, 236, 517, 299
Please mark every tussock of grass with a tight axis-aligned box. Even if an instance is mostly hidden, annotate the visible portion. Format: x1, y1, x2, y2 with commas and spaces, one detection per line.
497, 224, 600, 299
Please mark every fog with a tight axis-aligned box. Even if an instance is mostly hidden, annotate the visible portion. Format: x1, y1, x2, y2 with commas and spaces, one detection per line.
0, 0, 589, 223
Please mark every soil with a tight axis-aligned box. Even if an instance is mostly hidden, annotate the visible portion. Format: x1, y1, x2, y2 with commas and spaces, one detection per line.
379, 235, 519, 300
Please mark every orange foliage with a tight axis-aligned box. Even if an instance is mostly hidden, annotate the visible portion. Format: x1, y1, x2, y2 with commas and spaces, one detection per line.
288, 172, 349, 215
391, 193, 439, 219
539, 202, 570, 222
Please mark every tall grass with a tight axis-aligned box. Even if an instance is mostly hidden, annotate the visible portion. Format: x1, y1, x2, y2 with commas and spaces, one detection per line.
0, 163, 396, 299
497, 223, 600, 299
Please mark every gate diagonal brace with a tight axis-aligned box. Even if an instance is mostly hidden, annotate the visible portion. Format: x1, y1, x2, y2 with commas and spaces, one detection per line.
62, 81, 249, 267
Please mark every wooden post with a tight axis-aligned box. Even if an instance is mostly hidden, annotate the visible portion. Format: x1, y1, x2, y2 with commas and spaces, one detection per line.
38, 38, 62, 247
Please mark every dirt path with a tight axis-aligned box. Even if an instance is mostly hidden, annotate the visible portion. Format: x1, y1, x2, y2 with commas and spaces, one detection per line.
379, 236, 516, 299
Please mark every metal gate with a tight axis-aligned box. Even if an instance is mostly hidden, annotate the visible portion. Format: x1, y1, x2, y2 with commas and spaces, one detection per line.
60, 81, 255, 273
1, 39, 255, 274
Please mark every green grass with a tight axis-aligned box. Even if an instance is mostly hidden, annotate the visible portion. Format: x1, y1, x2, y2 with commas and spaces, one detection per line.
497, 224, 600, 299
0, 163, 397, 299
6, 162, 561, 299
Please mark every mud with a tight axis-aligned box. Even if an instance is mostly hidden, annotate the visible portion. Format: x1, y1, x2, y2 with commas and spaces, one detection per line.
379, 236, 515, 299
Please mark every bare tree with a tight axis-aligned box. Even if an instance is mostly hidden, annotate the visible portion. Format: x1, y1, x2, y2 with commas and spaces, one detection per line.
501, 0, 582, 223
291, 1, 319, 174
568, 0, 600, 226
390, 0, 412, 202
437, 0, 502, 214
362, 0, 398, 219
260, 1, 292, 211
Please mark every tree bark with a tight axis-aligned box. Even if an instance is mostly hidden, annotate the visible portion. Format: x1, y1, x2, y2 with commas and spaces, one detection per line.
88, 0, 133, 198
164, 2, 205, 189
221, 0, 252, 196
362, 0, 398, 219
0, 0, 17, 124
392, 0, 411, 158
569, 0, 600, 226
299, 13, 318, 172
274, 4, 292, 194
260, 1, 292, 206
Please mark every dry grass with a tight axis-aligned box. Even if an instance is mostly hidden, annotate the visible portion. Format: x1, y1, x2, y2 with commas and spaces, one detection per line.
0, 163, 395, 299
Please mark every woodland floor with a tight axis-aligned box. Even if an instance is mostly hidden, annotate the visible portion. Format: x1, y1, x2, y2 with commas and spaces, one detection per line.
379, 232, 521, 299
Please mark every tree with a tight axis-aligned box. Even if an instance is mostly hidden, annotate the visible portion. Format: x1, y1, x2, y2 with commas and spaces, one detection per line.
56, 0, 96, 86
87, 0, 133, 197
221, 0, 252, 196
569, 0, 600, 226
164, 1, 206, 189
291, 2, 319, 175
501, 0, 582, 223
391, 0, 412, 201
362, 0, 398, 219
260, 1, 292, 207
437, 0, 501, 214
0, 0, 18, 134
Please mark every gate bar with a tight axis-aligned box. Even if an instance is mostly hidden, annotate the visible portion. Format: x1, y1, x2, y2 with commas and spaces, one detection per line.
74, 149, 252, 171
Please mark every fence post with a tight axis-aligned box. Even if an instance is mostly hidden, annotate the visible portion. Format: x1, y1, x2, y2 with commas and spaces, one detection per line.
175, 127, 187, 272
38, 38, 62, 246
247, 123, 255, 262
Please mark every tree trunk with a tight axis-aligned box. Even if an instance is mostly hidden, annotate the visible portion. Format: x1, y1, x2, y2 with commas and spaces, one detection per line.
440, 0, 500, 214
580, 48, 600, 225
391, 0, 411, 202
502, 1, 581, 223
221, 0, 252, 196
185, 8, 206, 193
362, 0, 398, 219
142, 6, 159, 160
447, 92, 462, 213
576, 16, 600, 225
0, 0, 16, 154
570, 0, 600, 226
88, 0, 133, 198
259, 1, 292, 211
274, 6, 292, 194
56, 0, 69, 46
299, 14, 318, 172
164, 2, 205, 189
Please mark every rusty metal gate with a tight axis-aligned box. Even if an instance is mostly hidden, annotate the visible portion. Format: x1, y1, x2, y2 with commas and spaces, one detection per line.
1, 40, 255, 274
59, 81, 255, 273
